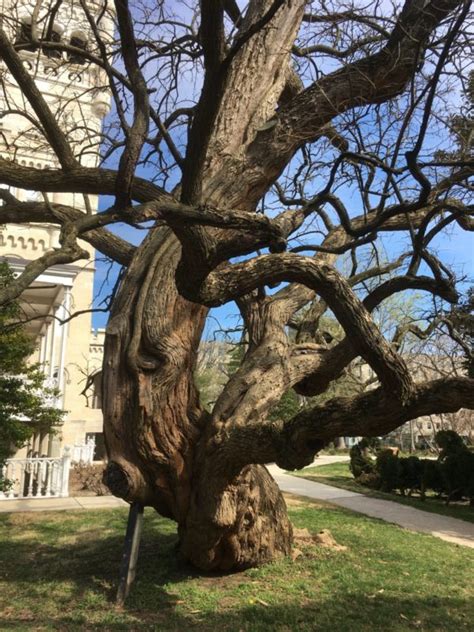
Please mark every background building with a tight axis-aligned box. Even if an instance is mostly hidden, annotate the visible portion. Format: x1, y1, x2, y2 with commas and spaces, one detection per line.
0, 1, 471, 464
0, 0, 112, 459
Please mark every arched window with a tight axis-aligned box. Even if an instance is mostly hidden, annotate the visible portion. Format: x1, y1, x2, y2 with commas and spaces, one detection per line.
68, 31, 87, 65
15, 16, 63, 59
91, 371, 102, 409
15, 16, 35, 52
43, 25, 63, 59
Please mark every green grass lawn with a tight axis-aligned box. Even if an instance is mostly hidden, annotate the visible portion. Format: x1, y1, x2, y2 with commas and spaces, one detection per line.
1, 500, 473, 631
293, 461, 474, 523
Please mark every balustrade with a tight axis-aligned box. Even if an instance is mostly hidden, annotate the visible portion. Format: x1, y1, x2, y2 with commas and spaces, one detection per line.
71, 437, 95, 464
0, 447, 71, 500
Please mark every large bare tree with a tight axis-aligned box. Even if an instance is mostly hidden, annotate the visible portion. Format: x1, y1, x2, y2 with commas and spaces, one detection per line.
0, 0, 473, 570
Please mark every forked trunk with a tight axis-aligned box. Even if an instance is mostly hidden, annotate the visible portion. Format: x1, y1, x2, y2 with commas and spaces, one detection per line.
102, 0, 307, 570
102, 228, 292, 571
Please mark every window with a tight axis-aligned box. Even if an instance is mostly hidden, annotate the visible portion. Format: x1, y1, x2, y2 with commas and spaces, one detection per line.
15, 17, 35, 52
85, 432, 106, 461
68, 32, 87, 65
91, 371, 102, 409
43, 27, 62, 59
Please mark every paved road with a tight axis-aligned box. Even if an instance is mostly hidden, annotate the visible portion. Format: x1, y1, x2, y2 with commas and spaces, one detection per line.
2, 455, 473, 549
267, 463, 474, 549
302, 455, 350, 467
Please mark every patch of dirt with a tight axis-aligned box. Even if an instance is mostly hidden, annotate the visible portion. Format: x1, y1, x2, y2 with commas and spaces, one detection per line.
69, 464, 110, 497
195, 571, 261, 590
293, 527, 348, 552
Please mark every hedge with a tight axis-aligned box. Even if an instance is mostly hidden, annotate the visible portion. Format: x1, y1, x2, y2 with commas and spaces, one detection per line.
349, 430, 474, 505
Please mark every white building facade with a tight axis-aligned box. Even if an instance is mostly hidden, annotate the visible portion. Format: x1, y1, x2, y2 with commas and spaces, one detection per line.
0, 0, 112, 460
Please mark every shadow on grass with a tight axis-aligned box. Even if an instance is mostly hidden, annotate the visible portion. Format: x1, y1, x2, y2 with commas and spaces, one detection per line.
0, 594, 471, 631
0, 511, 185, 595
0, 510, 472, 631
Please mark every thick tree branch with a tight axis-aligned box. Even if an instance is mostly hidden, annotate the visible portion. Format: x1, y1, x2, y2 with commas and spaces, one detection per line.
0, 200, 135, 265
0, 223, 88, 306
0, 29, 77, 170
200, 0, 226, 71
213, 376, 474, 473
229, 0, 465, 208
293, 272, 460, 398
189, 253, 414, 400
0, 159, 169, 203
114, 0, 150, 206
282, 377, 474, 467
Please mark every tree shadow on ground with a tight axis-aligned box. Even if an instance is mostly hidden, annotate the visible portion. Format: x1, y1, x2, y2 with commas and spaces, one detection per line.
0, 511, 472, 631
0, 594, 471, 631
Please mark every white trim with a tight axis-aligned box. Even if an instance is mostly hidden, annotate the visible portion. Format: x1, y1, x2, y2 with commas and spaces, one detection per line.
7, 260, 78, 287
49, 306, 59, 379
57, 287, 71, 398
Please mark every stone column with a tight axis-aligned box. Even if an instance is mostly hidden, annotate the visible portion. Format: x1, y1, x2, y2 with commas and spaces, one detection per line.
57, 287, 71, 399
38, 333, 46, 366
39, 431, 49, 456
43, 320, 53, 374
49, 304, 60, 379
47, 433, 62, 458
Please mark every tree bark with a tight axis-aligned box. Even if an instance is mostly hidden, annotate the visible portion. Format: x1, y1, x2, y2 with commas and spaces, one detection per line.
102, 226, 293, 570
180, 464, 292, 571
98, 0, 471, 573
104, 0, 304, 569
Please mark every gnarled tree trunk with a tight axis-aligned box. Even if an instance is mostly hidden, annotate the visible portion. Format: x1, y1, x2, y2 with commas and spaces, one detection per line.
103, 226, 293, 570
0, 0, 472, 575
99, 0, 473, 571
104, 0, 304, 570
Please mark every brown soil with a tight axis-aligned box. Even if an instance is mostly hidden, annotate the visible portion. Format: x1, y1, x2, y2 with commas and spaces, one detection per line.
69, 463, 111, 497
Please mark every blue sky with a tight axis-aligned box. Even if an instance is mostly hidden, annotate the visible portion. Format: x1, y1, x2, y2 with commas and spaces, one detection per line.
90, 5, 473, 336
91, 213, 473, 338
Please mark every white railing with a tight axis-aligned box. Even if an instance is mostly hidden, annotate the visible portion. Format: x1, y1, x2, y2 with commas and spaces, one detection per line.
71, 437, 95, 464
0, 447, 71, 500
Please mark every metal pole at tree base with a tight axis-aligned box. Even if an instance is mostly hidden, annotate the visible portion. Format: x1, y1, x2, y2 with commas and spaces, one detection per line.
116, 502, 144, 606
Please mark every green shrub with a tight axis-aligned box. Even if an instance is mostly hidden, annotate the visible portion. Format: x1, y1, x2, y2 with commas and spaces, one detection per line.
357, 471, 380, 488
359, 437, 381, 451
441, 451, 474, 505
434, 430, 474, 504
399, 456, 423, 496
376, 450, 402, 493
421, 460, 444, 499
349, 444, 375, 478
350, 431, 473, 505
436, 430, 466, 458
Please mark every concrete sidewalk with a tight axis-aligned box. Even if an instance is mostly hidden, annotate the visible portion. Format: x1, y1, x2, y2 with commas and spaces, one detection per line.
0, 457, 349, 514
0, 495, 128, 513
2, 455, 472, 550
267, 464, 474, 549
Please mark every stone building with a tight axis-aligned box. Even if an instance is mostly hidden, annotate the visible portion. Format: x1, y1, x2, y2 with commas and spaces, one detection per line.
0, 0, 113, 459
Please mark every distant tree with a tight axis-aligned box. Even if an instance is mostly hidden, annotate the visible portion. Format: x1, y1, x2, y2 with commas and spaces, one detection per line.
0, 263, 63, 474
269, 389, 301, 422
449, 288, 474, 378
